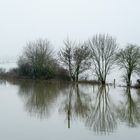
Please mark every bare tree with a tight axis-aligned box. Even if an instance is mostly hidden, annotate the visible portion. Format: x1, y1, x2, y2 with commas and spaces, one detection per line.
88, 34, 118, 84
58, 39, 75, 81
116, 44, 140, 86
73, 45, 91, 81
58, 39, 91, 82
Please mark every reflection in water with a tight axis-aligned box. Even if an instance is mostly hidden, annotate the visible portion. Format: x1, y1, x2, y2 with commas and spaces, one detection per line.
16, 80, 68, 119
86, 85, 117, 135
60, 84, 73, 128
74, 84, 91, 119
3, 79, 140, 135
59, 84, 91, 128
117, 88, 140, 127
0, 79, 6, 85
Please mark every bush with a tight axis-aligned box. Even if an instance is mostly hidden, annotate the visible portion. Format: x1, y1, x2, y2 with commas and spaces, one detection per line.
17, 39, 55, 79
0, 68, 6, 75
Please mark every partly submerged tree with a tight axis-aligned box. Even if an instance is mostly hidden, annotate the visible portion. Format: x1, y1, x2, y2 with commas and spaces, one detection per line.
73, 45, 91, 81
18, 39, 55, 79
58, 39, 74, 81
116, 44, 140, 86
58, 39, 91, 82
88, 34, 118, 84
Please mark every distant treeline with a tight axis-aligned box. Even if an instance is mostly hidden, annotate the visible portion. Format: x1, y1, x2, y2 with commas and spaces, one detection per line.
0, 34, 140, 86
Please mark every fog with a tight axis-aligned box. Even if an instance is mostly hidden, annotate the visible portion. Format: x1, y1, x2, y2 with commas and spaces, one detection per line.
0, 0, 140, 58
0, 0, 139, 83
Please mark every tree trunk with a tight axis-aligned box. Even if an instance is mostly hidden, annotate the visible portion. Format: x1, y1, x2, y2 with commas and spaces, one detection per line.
72, 75, 75, 82
101, 80, 106, 85
76, 72, 79, 82
127, 73, 131, 87
75, 66, 79, 82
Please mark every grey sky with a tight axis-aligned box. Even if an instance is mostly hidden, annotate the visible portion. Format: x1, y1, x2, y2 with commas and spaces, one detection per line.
0, 0, 140, 58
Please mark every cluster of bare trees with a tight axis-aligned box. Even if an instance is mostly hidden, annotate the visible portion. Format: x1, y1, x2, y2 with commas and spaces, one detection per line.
16, 34, 140, 86
116, 44, 140, 86
58, 35, 118, 84
58, 34, 140, 86
88, 35, 117, 84
58, 39, 91, 82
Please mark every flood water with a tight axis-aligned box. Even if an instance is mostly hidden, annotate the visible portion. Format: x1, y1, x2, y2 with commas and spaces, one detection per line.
0, 79, 140, 140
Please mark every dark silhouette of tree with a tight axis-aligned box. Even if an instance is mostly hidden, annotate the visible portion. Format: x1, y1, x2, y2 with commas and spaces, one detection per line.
58, 39, 91, 82
18, 39, 55, 79
58, 39, 74, 81
116, 44, 140, 86
88, 34, 117, 84
73, 46, 91, 82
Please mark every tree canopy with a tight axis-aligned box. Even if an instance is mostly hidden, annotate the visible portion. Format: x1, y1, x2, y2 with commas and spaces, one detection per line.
116, 44, 140, 86
88, 34, 118, 84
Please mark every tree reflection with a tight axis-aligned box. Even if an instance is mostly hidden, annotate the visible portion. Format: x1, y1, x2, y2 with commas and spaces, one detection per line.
4, 79, 140, 132
16, 80, 67, 119
86, 85, 117, 135
117, 87, 140, 127
0, 79, 6, 85
74, 84, 91, 119
60, 84, 73, 128
59, 84, 91, 128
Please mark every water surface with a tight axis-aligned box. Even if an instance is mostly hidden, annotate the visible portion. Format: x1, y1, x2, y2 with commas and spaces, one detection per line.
0, 79, 140, 140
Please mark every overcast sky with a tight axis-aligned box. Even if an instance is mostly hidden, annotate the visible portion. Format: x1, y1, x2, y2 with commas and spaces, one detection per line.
0, 0, 140, 58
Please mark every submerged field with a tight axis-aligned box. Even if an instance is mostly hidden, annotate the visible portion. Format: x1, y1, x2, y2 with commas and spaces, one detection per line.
0, 79, 140, 140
